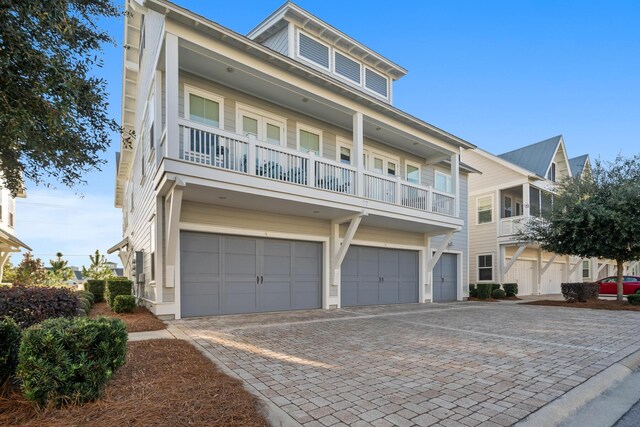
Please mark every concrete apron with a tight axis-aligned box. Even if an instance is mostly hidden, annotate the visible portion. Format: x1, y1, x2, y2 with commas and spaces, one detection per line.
517, 349, 640, 427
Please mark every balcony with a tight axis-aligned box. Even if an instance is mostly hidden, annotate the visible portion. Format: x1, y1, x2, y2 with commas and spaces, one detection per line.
500, 215, 526, 236
177, 120, 456, 217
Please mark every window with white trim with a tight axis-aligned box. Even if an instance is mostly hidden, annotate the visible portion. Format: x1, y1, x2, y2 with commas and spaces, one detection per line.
336, 138, 352, 165
297, 124, 322, 155
334, 51, 361, 84
582, 260, 590, 278
367, 151, 398, 177
435, 171, 452, 193
406, 162, 421, 184
298, 32, 329, 69
185, 86, 223, 128
548, 162, 556, 182
236, 104, 286, 146
477, 196, 493, 224
365, 68, 388, 98
478, 254, 493, 281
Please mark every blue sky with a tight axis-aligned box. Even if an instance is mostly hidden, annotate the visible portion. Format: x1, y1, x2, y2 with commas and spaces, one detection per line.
15, 0, 640, 268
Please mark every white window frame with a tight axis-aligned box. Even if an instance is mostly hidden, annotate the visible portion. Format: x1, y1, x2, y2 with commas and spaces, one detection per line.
477, 253, 494, 282
333, 49, 362, 85
405, 160, 422, 185
366, 149, 399, 177
296, 123, 323, 156
364, 66, 390, 99
477, 195, 494, 224
296, 29, 331, 71
336, 136, 353, 165
548, 162, 557, 182
235, 103, 287, 147
434, 170, 452, 193
582, 260, 590, 278
184, 85, 225, 129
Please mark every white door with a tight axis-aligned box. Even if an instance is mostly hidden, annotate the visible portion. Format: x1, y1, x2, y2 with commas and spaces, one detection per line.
541, 262, 565, 294
504, 259, 535, 296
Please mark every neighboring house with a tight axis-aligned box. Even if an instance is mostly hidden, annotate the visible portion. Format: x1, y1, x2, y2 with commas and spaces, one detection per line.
0, 182, 31, 282
110, 0, 476, 319
463, 135, 630, 295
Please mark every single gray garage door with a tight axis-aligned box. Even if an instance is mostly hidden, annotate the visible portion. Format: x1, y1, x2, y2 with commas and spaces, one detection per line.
341, 246, 418, 307
181, 232, 322, 317
432, 253, 458, 302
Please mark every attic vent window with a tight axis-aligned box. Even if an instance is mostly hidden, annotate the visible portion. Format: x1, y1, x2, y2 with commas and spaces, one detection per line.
365, 68, 388, 97
299, 33, 329, 69
335, 51, 361, 83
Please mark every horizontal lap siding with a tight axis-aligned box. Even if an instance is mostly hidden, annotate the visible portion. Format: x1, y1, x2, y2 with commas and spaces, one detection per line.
261, 27, 289, 56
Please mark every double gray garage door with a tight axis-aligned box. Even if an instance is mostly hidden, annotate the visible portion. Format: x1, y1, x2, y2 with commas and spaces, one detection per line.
181, 232, 321, 317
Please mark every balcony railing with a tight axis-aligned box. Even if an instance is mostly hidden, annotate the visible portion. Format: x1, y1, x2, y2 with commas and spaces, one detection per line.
178, 120, 455, 216
500, 215, 526, 236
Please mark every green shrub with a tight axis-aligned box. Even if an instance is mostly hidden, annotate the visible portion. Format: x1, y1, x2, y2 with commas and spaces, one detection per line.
491, 283, 501, 292
628, 294, 640, 306
492, 289, 506, 299
85, 280, 105, 303
0, 286, 81, 328
78, 296, 91, 313
502, 283, 518, 297
0, 316, 21, 386
468, 284, 478, 298
561, 282, 599, 303
476, 283, 493, 299
112, 295, 136, 313
105, 278, 133, 308
17, 316, 128, 407
77, 290, 94, 305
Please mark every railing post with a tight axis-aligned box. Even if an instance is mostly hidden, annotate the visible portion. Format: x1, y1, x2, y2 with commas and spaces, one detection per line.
165, 33, 180, 160
248, 134, 256, 175
450, 152, 460, 217
427, 187, 433, 213
353, 112, 364, 197
308, 152, 316, 188
395, 176, 402, 205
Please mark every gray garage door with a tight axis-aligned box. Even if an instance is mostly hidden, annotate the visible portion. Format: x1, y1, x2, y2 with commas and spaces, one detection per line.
341, 246, 418, 307
181, 232, 321, 317
433, 253, 458, 302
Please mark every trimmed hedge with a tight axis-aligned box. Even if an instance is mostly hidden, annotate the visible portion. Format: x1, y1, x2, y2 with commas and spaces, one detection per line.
628, 294, 640, 306
503, 283, 518, 297
0, 316, 21, 386
560, 282, 599, 303
105, 278, 133, 308
492, 289, 506, 299
476, 283, 493, 299
468, 284, 478, 298
491, 284, 501, 292
113, 295, 136, 313
77, 290, 95, 305
86, 280, 105, 303
16, 316, 128, 407
0, 286, 81, 329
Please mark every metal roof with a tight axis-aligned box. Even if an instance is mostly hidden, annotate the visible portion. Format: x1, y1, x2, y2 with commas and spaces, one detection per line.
568, 154, 589, 177
498, 135, 562, 177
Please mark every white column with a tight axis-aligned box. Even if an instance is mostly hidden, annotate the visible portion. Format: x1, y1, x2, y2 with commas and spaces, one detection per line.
450, 152, 460, 217
535, 249, 542, 295
352, 112, 364, 197
154, 70, 163, 167
165, 33, 179, 160
498, 244, 506, 284
154, 196, 164, 303
523, 183, 530, 217
424, 234, 432, 302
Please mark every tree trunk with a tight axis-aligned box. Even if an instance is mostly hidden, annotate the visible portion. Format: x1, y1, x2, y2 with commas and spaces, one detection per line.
617, 259, 625, 302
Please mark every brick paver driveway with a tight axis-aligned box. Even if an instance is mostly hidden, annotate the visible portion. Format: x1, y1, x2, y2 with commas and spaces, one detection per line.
170, 302, 640, 426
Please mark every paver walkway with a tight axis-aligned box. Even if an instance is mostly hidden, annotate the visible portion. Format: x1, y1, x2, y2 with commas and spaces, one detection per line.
170, 302, 640, 426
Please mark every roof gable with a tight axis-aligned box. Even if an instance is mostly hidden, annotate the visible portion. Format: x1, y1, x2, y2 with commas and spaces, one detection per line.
498, 135, 563, 177
568, 155, 590, 177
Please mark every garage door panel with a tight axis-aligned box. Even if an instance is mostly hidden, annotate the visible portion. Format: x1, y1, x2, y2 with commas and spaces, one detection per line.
182, 252, 220, 276
379, 280, 400, 304
357, 279, 380, 305
181, 233, 219, 252
505, 259, 534, 296
433, 253, 457, 302
182, 292, 221, 317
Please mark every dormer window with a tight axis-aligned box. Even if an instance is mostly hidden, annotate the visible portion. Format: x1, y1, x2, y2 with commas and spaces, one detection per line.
298, 32, 329, 69
548, 162, 556, 182
335, 52, 361, 84
365, 68, 388, 98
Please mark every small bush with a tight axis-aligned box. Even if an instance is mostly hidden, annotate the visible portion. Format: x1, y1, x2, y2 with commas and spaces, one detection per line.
105, 278, 133, 308
628, 294, 640, 306
491, 284, 501, 292
17, 316, 128, 407
86, 280, 105, 303
503, 283, 518, 297
113, 295, 136, 313
469, 284, 478, 298
561, 282, 599, 303
77, 290, 95, 305
0, 286, 81, 329
492, 289, 506, 299
78, 296, 92, 312
0, 316, 21, 386
476, 283, 493, 299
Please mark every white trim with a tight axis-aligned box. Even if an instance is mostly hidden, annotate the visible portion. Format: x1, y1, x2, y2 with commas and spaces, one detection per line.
336, 136, 353, 165
363, 66, 390, 99
296, 29, 331, 71
476, 194, 494, 225
296, 122, 323, 155
405, 160, 422, 185
333, 49, 362, 85
435, 170, 452, 193
183, 84, 225, 128
477, 252, 494, 282
235, 102, 287, 147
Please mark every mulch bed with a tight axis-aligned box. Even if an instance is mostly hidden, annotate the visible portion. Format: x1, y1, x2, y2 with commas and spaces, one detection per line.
467, 297, 500, 302
522, 299, 640, 311
0, 339, 269, 427
90, 302, 167, 332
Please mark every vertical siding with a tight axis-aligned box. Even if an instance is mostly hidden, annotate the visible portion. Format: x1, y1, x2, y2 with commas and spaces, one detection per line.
260, 26, 289, 56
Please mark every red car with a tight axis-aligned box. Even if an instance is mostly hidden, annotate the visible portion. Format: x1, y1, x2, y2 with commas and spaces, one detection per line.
597, 276, 640, 295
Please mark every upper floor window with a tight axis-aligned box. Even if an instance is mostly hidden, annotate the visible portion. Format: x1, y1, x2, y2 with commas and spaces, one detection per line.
185, 86, 223, 128
236, 104, 286, 146
335, 51, 361, 84
435, 171, 452, 193
367, 151, 397, 177
298, 32, 329, 69
336, 138, 352, 165
406, 162, 420, 184
548, 162, 556, 182
365, 68, 388, 98
297, 124, 322, 155
477, 196, 493, 224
